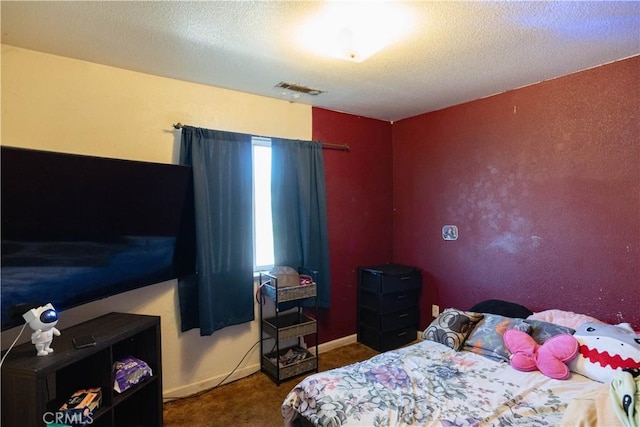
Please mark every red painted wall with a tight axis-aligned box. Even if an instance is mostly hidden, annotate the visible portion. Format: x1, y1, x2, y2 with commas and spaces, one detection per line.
393, 56, 640, 329
312, 109, 394, 342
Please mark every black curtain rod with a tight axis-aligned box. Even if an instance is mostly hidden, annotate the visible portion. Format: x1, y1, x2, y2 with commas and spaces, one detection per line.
172, 122, 350, 152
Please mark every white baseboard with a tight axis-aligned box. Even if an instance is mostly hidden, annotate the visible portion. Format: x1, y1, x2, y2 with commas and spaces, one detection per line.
163, 334, 359, 401
317, 333, 358, 353
163, 362, 261, 401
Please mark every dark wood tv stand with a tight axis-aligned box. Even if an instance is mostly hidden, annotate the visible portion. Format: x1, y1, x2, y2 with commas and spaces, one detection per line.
1, 312, 162, 427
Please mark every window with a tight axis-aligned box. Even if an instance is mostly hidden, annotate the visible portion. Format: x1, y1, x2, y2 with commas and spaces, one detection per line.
252, 137, 274, 270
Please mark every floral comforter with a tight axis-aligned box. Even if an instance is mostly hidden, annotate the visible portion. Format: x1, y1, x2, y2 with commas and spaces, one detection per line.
282, 340, 601, 427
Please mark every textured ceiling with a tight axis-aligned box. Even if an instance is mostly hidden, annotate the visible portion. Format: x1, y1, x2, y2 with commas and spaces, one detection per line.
2, 1, 639, 122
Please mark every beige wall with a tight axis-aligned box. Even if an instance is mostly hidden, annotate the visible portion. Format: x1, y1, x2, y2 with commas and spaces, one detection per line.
1, 45, 312, 397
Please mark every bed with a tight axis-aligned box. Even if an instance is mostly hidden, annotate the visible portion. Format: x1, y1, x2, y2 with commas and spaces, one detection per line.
282, 305, 640, 427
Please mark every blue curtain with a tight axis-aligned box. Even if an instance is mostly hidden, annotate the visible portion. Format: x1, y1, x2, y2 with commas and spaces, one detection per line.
178, 126, 254, 335
271, 139, 331, 307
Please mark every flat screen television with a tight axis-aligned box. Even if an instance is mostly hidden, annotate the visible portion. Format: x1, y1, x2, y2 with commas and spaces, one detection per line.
1, 146, 196, 330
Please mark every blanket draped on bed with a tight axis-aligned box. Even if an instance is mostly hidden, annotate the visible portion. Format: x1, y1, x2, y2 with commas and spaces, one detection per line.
562, 370, 640, 427
282, 340, 602, 427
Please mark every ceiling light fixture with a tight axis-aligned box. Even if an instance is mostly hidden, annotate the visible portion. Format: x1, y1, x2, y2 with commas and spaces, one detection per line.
296, 2, 416, 63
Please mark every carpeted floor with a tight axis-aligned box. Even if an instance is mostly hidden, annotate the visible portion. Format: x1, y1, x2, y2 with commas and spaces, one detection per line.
163, 342, 379, 427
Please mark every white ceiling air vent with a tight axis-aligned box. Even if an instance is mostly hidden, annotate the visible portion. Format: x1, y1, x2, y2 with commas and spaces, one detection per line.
275, 81, 324, 96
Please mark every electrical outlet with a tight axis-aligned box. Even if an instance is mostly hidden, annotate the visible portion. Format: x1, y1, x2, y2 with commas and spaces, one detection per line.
431, 304, 440, 317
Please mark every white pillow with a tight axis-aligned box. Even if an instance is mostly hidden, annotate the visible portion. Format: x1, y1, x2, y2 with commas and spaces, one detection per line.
527, 309, 606, 330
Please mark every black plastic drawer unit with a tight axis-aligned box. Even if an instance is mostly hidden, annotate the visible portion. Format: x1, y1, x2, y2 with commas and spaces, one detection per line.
357, 264, 422, 352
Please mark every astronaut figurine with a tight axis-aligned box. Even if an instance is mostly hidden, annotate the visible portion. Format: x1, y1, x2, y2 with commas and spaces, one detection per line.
22, 303, 61, 356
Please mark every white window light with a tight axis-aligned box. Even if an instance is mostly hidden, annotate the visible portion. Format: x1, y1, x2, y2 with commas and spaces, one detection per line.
252, 137, 274, 270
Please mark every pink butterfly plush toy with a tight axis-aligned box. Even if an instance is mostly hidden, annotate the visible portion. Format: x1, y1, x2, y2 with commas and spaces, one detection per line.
504, 329, 579, 380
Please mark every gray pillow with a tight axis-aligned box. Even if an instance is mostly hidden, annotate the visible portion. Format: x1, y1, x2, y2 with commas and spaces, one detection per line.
464, 313, 531, 362
524, 319, 575, 344
423, 308, 484, 350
